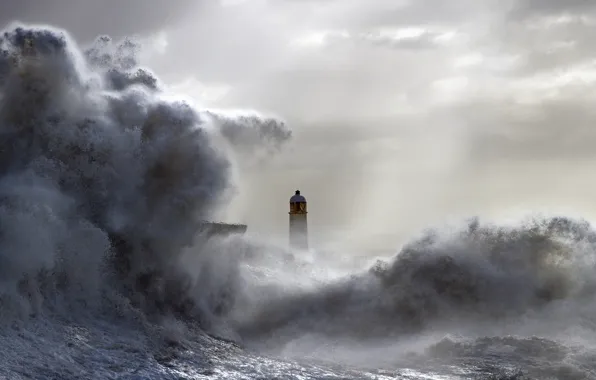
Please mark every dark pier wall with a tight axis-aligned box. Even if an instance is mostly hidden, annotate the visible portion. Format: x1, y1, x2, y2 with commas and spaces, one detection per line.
198, 222, 248, 237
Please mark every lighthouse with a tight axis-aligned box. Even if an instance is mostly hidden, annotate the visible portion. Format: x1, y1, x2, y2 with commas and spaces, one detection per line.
289, 190, 308, 250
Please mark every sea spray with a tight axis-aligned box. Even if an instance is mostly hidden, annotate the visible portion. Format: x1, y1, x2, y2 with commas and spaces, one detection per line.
232, 216, 596, 347
0, 23, 290, 326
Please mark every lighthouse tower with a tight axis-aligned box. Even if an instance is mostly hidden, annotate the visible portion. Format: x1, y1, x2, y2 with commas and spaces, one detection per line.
289, 190, 308, 250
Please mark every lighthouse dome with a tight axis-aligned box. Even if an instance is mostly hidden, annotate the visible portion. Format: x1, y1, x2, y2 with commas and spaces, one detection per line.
290, 190, 306, 203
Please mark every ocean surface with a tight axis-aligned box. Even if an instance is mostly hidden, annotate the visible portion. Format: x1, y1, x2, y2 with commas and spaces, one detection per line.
1, 23, 596, 379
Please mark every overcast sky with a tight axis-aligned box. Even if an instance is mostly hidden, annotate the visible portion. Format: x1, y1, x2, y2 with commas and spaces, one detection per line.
3, 0, 596, 252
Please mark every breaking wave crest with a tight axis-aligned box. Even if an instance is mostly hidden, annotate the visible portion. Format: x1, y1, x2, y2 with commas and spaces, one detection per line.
232, 216, 596, 345
0, 23, 288, 327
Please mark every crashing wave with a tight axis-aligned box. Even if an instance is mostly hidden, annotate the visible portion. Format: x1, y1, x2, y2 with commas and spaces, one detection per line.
232, 216, 596, 345
0, 23, 287, 327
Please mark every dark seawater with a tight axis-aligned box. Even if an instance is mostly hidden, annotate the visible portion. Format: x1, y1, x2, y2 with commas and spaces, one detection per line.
1, 23, 596, 379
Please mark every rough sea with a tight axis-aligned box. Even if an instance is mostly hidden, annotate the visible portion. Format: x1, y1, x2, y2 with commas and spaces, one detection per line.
1, 23, 596, 379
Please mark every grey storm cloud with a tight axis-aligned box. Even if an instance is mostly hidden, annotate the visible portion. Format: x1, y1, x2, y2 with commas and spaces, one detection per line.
0, 0, 206, 42
511, 0, 596, 19
301, 29, 449, 51
359, 30, 446, 50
